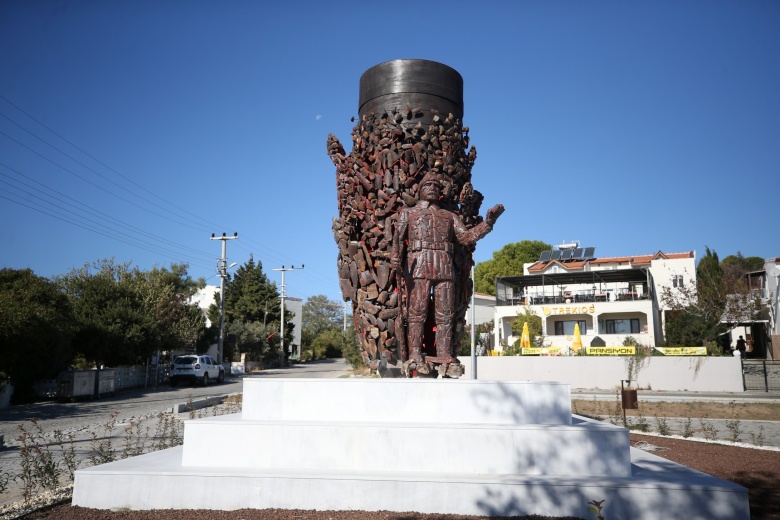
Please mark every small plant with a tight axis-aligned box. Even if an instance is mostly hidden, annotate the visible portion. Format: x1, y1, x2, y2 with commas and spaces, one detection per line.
609, 393, 623, 426
681, 417, 694, 438
152, 411, 183, 451
725, 401, 742, 443
122, 420, 148, 459
16, 419, 62, 502
749, 425, 765, 447
89, 411, 119, 466
654, 415, 671, 436
699, 418, 718, 441
52, 429, 79, 480
588, 499, 606, 520
725, 419, 742, 443
0, 465, 10, 494
187, 394, 196, 419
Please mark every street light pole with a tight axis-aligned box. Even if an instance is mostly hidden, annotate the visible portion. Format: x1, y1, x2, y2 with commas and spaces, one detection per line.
273, 264, 303, 367
211, 232, 238, 365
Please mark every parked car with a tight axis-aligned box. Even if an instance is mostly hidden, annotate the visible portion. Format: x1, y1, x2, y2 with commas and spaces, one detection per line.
169, 355, 224, 386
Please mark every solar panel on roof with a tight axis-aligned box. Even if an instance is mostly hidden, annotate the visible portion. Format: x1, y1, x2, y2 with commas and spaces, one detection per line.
561, 249, 573, 260
573, 248, 584, 259
540, 251, 552, 262
551, 250, 562, 260
584, 247, 596, 258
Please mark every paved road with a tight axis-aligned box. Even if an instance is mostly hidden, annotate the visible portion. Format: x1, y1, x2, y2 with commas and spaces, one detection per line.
0, 359, 352, 506
0, 358, 351, 448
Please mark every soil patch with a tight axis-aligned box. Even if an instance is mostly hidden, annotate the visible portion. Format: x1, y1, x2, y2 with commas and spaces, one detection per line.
572, 398, 780, 421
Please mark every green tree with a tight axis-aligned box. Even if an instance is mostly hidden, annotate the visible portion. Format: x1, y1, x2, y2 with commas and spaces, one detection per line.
458, 321, 493, 356
662, 247, 761, 346
215, 255, 292, 362
721, 252, 765, 274
340, 327, 363, 369
0, 269, 74, 403
59, 259, 204, 368
225, 320, 277, 363
224, 255, 280, 325
301, 295, 344, 349
474, 240, 551, 295
505, 307, 543, 355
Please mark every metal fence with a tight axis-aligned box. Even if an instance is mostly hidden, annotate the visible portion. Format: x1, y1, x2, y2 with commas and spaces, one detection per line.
32, 365, 171, 400
742, 360, 780, 392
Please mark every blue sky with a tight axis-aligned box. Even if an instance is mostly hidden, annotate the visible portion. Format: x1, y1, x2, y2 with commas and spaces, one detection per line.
1, 1, 778, 303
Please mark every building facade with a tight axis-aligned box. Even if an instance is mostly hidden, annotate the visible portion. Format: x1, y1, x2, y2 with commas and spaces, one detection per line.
493, 248, 696, 352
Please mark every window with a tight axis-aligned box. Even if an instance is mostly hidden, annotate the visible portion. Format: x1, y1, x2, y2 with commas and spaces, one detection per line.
599, 319, 640, 334
554, 320, 587, 335
672, 275, 684, 288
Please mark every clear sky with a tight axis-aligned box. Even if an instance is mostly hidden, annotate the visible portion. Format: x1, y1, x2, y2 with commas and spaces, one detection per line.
1, 1, 778, 303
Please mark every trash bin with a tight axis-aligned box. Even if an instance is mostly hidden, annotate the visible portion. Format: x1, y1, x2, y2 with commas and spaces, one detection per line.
621, 388, 638, 409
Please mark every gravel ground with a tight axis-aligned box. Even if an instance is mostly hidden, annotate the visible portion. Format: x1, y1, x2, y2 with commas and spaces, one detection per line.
7, 434, 779, 520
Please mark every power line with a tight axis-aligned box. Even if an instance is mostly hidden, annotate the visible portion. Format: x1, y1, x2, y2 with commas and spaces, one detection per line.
0, 192, 214, 271
0, 95, 227, 230
0, 163, 215, 262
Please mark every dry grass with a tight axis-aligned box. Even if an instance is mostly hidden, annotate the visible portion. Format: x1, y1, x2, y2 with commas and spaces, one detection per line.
572, 398, 780, 420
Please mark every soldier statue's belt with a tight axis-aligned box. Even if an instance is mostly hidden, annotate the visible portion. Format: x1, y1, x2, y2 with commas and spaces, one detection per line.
410, 241, 454, 253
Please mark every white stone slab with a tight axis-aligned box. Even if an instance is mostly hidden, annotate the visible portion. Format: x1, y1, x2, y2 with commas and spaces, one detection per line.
72, 378, 750, 519
241, 378, 572, 425
182, 414, 629, 477
73, 446, 749, 519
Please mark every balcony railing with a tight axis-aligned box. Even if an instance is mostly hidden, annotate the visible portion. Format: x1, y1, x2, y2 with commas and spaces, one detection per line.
499, 290, 651, 307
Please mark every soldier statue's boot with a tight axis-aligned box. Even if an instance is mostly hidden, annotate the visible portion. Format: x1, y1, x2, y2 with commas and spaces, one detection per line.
435, 322, 458, 365
407, 322, 424, 364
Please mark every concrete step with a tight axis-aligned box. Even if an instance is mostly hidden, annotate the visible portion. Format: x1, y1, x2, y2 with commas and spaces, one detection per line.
182, 413, 630, 477
73, 445, 749, 519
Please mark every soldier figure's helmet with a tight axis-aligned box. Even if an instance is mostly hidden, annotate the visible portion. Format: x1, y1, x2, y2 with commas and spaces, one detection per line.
420, 172, 445, 189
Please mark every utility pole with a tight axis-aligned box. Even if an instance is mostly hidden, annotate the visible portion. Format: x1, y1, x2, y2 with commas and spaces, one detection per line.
273, 264, 303, 367
211, 232, 238, 365
471, 265, 477, 379
343, 300, 348, 332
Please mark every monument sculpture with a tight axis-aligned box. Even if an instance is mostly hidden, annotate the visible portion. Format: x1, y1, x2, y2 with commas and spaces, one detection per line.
328, 59, 503, 377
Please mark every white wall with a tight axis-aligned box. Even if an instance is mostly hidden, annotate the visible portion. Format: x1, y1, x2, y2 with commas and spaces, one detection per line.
649, 256, 696, 295
464, 293, 495, 328
460, 356, 744, 392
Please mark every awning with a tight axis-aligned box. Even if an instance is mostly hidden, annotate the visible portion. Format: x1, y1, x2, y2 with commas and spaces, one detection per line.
498, 268, 650, 288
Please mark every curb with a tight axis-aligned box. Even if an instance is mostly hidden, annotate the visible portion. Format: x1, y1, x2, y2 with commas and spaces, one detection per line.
169, 394, 229, 414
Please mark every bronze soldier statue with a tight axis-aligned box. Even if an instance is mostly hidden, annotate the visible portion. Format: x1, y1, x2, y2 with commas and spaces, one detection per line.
392, 172, 503, 377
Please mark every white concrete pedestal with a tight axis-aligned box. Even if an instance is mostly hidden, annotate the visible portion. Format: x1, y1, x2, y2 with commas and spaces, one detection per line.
73, 378, 749, 519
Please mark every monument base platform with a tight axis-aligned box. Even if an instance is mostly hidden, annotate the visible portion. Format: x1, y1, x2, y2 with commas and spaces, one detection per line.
73, 445, 747, 518
72, 379, 749, 519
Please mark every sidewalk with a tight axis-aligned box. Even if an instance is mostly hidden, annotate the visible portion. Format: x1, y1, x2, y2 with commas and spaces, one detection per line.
570, 388, 780, 448
571, 388, 780, 404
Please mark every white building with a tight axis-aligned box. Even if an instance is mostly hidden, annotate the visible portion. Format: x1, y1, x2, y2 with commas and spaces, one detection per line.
285, 296, 303, 358
736, 257, 780, 360
188, 285, 220, 327
493, 247, 696, 351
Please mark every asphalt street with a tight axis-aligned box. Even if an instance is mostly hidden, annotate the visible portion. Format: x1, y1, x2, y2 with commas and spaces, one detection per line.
0, 358, 352, 447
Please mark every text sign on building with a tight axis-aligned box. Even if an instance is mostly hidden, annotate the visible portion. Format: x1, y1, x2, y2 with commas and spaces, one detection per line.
656, 347, 706, 356
585, 346, 636, 356
542, 305, 595, 316
521, 347, 562, 356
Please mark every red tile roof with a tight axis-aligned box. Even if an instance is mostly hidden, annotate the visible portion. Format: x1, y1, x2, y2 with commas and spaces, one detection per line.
527, 251, 694, 273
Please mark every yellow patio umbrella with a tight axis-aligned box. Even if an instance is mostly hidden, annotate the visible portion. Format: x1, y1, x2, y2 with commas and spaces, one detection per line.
520, 321, 531, 348
572, 323, 583, 352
